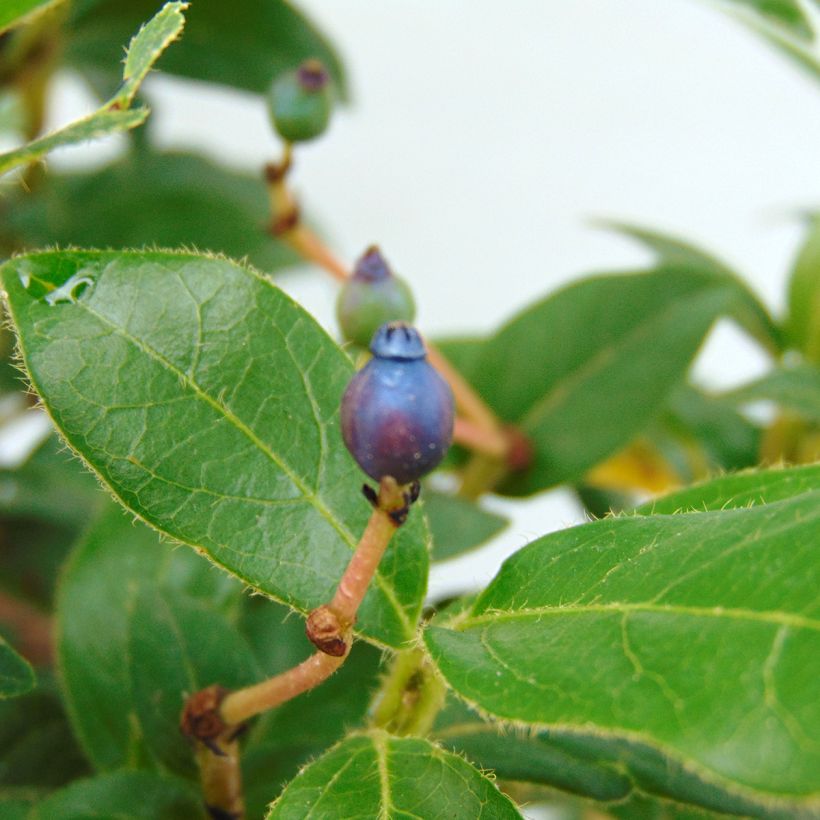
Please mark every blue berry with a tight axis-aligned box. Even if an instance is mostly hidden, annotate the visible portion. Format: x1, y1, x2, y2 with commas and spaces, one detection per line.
341, 323, 454, 484
336, 247, 416, 348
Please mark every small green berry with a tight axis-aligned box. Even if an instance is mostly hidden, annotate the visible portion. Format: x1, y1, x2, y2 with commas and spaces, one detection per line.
336, 247, 416, 348
267, 59, 333, 143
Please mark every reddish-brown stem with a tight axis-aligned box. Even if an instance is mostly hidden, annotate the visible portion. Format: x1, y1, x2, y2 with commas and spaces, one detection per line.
183, 478, 409, 820
452, 416, 508, 460
329, 477, 406, 624
284, 225, 349, 282
221, 650, 347, 726
425, 344, 501, 435
195, 734, 244, 820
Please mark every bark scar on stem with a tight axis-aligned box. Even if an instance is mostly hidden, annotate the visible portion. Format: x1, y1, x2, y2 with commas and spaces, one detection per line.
180, 685, 244, 754
306, 604, 349, 656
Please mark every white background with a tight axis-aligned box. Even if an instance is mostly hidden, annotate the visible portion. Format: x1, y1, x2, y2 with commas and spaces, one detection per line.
39, 1, 820, 599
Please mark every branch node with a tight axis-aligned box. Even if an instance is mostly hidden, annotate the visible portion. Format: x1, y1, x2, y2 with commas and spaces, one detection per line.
305, 605, 350, 656
269, 206, 300, 236
180, 684, 234, 746
504, 425, 534, 472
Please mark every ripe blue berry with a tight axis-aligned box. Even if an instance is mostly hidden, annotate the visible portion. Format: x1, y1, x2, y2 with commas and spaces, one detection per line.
341, 323, 454, 484
336, 247, 416, 348
267, 59, 333, 143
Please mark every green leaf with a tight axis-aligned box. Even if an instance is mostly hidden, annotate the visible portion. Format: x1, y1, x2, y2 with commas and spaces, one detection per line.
788, 216, 820, 362
66, 0, 347, 99
708, 0, 820, 82
0, 792, 38, 820
659, 383, 762, 474
31, 771, 205, 820
266, 730, 522, 819
0, 678, 90, 790
0, 109, 147, 178
598, 221, 781, 353
115, 0, 190, 109
469, 269, 735, 494
636, 461, 820, 515
6, 249, 428, 648
433, 699, 632, 803
0, 0, 59, 35
0, 150, 299, 275
0, 2, 186, 178
424, 493, 820, 814
127, 586, 261, 778
0, 434, 103, 528
724, 363, 820, 422
714, 0, 814, 40
240, 598, 383, 816
425, 491, 509, 562
0, 638, 34, 699
56, 501, 240, 771
0, 436, 104, 608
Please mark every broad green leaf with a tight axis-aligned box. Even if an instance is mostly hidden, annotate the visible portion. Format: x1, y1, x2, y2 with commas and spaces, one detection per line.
724, 364, 820, 422
266, 730, 522, 819
31, 771, 204, 820
469, 269, 735, 495
787, 215, 820, 362
659, 383, 761, 475
0, 150, 299, 275
425, 493, 820, 814
598, 221, 781, 352
433, 699, 632, 802
433, 336, 487, 382
56, 501, 240, 771
434, 705, 776, 817
425, 490, 509, 562
240, 598, 383, 816
0, 0, 59, 35
0, 679, 89, 789
66, 0, 347, 99
5, 250, 428, 648
127, 586, 260, 779
0, 637, 34, 698
0, 2, 186, 178
637, 461, 820, 515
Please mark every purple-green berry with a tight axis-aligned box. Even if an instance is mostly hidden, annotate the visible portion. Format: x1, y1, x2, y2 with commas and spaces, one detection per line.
267, 59, 333, 143
336, 247, 416, 348
341, 322, 454, 484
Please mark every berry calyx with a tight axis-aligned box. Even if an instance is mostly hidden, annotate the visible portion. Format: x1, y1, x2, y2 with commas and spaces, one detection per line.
267, 59, 334, 143
336, 247, 416, 348
341, 323, 454, 484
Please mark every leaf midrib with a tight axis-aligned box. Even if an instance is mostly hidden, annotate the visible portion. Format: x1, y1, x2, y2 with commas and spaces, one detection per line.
17, 268, 413, 641
459, 601, 820, 632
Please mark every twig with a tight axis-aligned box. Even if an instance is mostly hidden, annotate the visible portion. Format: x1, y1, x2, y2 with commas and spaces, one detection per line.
452, 416, 507, 460
181, 477, 413, 819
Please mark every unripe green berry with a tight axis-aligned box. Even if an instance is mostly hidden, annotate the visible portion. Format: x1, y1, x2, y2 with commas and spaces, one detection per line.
267, 59, 333, 143
336, 247, 416, 348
